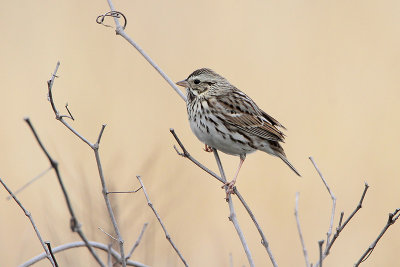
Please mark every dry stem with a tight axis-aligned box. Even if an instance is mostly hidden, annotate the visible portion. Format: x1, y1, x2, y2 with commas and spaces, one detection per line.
354, 208, 400, 266
100, 0, 186, 101
24, 117, 104, 266
295, 192, 310, 267
309, 157, 370, 267
212, 149, 255, 267
136, 176, 188, 266
0, 178, 55, 266
47, 62, 125, 266
126, 223, 149, 260
170, 128, 278, 266
20, 241, 149, 267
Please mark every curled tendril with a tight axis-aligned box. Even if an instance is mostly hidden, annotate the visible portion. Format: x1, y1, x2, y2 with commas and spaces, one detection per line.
96, 11, 127, 30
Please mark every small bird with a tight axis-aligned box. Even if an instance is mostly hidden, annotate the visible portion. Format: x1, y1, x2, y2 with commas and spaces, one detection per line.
176, 68, 300, 194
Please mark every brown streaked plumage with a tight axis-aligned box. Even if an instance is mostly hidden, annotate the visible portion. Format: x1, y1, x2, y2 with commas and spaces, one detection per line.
176, 68, 300, 194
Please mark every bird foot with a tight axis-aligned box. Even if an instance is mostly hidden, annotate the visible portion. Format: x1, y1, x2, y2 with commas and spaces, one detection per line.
222, 180, 236, 200
203, 144, 213, 152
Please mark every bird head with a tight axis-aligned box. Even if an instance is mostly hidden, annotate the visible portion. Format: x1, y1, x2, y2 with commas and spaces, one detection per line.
176, 68, 230, 100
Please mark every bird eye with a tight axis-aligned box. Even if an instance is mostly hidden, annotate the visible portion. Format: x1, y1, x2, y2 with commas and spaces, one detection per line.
194, 79, 200, 84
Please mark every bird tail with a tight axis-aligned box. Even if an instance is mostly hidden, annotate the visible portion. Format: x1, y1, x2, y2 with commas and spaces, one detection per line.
277, 154, 301, 177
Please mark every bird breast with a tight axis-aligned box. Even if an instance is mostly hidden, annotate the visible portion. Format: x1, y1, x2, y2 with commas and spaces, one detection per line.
187, 98, 256, 156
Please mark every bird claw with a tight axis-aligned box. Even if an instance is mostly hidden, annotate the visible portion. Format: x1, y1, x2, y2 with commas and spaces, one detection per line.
222, 181, 236, 200
203, 144, 213, 152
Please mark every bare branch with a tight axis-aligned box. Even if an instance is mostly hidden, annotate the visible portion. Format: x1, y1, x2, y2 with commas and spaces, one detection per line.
318, 240, 324, 267
309, 155, 370, 267
212, 150, 255, 267
234, 188, 278, 267
309, 157, 336, 245
96, 124, 107, 145
99, 0, 186, 101
24, 117, 105, 266
338, 212, 344, 229
136, 176, 188, 266
20, 241, 149, 267
171, 128, 276, 266
354, 208, 400, 266
107, 243, 113, 267
99, 227, 118, 241
295, 192, 310, 267
325, 183, 369, 256
0, 177, 55, 266
107, 186, 142, 195
46, 62, 125, 266
45, 242, 58, 267
126, 223, 149, 260
47, 62, 93, 147
47, 61, 61, 116
170, 128, 224, 183
6, 165, 52, 199
308, 175, 369, 267
65, 103, 75, 120
94, 145, 126, 266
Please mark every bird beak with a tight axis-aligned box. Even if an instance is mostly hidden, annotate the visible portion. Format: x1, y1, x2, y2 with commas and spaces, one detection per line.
176, 80, 189, 88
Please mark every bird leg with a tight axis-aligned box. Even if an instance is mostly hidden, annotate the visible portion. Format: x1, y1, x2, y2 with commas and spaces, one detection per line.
203, 144, 213, 152
222, 156, 245, 199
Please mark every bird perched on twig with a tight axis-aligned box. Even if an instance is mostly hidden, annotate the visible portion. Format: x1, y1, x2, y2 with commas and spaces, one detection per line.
176, 68, 300, 195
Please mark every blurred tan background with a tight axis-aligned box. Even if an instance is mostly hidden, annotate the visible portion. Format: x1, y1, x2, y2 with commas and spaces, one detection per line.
1, 0, 399, 266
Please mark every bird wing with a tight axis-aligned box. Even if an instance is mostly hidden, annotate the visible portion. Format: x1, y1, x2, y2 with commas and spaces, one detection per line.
215, 92, 286, 142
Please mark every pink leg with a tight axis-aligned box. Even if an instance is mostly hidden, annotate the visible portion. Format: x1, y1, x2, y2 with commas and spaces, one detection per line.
222, 156, 245, 198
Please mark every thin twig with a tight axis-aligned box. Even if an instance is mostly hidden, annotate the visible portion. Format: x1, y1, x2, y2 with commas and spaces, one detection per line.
24, 117, 105, 266
170, 129, 224, 183
107, 186, 142, 195
0, 178, 55, 266
354, 208, 400, 266
325, 183, 369, 256
45, 242, 58, 267
171, 129, 276, 266
101, 0, 186, 101
65, 103, 74, 120
47, 62, 92, 147
25, 117, 76, 226
96, 124, 107, 145
311, 182, 369, 267
46, 62, 125, 267
309, 155, 370, 267
93, 128, 126, 266
295, 192, 310, 267
234, 188, 278, 267
107, 243, 113, 267
126, 223, 149, 260
99, 227, 118, 241
212, 150, 255, 267
20, 241, 149, 267
309, 157, 336, 246
338, 212, 344, 229
136, 176, 188, 266
318, 240, 324, 267
6, 165, 52, 199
